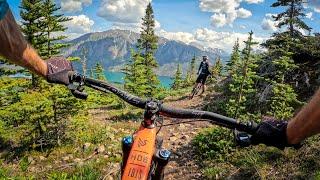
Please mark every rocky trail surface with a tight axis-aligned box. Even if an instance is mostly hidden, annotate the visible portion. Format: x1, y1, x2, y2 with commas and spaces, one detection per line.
159, 94, 213, 180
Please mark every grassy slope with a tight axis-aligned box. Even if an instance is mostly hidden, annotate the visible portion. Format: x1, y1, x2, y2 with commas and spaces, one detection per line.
3, 79, 320, 179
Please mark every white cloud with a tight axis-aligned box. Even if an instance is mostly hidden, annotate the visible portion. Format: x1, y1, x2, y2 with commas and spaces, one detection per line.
211, 13, 228, 27
310, 0, 320, 13
237, 8, 252, 18
244, 0, 264, 4
60, 0, 92, 13
261, 18, 277, 31
98, 0, 151, 23
239, 25, 247, 29
199, 0, 253, 27
303, 1, 320, 13
66, 15, 94, 33
199, 0, 240, 13
265, 13, 276, 18
157, 28, 266, 53
306, 12, 313, 20
111, 19, 161, 33
194, 28, 265, 52
157, 30, 195, 44
62, 15, 94, 39
261, 14, 277, 31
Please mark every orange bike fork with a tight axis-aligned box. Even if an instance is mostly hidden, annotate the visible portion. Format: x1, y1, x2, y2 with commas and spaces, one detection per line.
122, 126, 157, 180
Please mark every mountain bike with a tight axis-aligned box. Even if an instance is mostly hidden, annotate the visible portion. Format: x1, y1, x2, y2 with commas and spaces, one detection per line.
190, 74, 210, 99
190, 81, 203, 99
68, 72, 257, 180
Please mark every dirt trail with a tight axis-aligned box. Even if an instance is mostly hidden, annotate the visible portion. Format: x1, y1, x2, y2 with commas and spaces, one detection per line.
89, 93, 213, 179
159, 94, 213, 180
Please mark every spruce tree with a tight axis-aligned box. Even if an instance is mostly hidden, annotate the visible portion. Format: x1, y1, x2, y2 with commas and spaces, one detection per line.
211, 56, 223, 83
225, 31, 260, 119
257, 0, 314, 102
89, 68, 94, 78
271, 0, 311, 38
184, 55, 196, 86
136, 3, 160, 97
20, 0, 45, 87
124, 50, 148, 97
267, 52, 301, 119
81, 47, 88, 76
39, 0, 71, 59
171, 64, 183, 90
263, 0, 311, 55
94, 63, 107, 81
226, 39, 240, 76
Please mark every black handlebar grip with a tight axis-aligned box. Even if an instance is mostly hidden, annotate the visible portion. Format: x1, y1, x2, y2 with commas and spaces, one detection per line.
246, 121, 259, 134
71, 89, 88, 100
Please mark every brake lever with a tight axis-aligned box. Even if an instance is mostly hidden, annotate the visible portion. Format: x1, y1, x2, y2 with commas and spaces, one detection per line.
234, 129, 252, 147
68, 84, 88, 100
71, 89, 88, 99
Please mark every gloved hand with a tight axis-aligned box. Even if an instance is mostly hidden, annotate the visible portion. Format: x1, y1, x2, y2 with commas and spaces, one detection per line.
250, 117, 301, 150
46, 57, 73, 85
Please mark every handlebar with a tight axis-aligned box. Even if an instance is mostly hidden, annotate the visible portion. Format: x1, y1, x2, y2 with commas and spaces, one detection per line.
68, 72, 258, 135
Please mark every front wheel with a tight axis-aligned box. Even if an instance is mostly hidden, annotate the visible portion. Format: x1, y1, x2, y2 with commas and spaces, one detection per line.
190, 84, 201, 99
148, 161, 165, 180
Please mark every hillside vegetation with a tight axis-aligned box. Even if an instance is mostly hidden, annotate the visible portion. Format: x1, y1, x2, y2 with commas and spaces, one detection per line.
1, 0, 320, 179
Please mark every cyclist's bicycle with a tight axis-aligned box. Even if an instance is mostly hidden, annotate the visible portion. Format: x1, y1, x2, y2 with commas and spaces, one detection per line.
68, 72, 257, 180
190, 80, 203, 99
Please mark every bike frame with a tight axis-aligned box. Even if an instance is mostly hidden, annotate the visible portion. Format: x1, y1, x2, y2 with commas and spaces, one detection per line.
122, 124, 157, 179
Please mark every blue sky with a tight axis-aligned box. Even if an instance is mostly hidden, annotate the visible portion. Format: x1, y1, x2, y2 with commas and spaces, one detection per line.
7, 0, 320, 52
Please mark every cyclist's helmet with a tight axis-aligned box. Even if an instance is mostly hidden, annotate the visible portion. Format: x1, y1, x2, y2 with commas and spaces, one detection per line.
202, 56, 208, 61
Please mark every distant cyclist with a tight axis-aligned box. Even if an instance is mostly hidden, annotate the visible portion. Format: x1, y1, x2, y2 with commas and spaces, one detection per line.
193, 55, 211, 95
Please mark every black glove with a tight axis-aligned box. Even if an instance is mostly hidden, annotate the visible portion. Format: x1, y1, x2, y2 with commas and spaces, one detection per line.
46, 57, 73, 85
250, 117, 301, 150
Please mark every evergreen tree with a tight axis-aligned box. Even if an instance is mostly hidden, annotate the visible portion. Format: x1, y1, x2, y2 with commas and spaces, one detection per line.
39, 0, 71, 59
89, 68, 94, 78
211, 56, 223, 83
260, 0, 313, 101
263, 0, 311, 55
226, 39, 240, 76
171, 64, 183, 90
124, 50, 148, 97
136, 3, 160, 97
184, 55, 196, 86
20, 0, 45, 87
225, 31, 260, 119
94, 63, 107, 81
81, 47, 88, 76
266, 52, 301, 120
0, 57, 23, 76
271, 0, 311, 38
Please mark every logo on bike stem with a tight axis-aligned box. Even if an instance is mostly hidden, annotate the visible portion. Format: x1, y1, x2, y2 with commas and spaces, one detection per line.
138, 138, 147, 147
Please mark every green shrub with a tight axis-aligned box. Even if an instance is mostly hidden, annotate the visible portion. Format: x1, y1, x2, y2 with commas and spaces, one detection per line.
192, 127, 235, 161
202, 167, 225, 179
47, 172, 68, 180
19, 157, 30, 172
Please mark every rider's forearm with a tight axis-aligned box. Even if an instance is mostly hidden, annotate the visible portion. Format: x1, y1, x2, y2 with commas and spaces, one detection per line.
287, 89, 320, 144
0, 9, 47, 77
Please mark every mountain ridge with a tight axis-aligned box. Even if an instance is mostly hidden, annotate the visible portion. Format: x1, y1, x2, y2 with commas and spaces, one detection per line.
63, 29, 230, 76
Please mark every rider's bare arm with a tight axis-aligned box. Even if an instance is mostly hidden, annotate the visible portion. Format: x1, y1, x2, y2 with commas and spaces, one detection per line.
287, 89, 320, 144
249, 88, 320, 149
0, 8, 47, 77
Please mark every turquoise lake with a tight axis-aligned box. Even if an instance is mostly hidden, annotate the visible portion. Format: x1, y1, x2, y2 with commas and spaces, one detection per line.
105, 71, 173, 89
